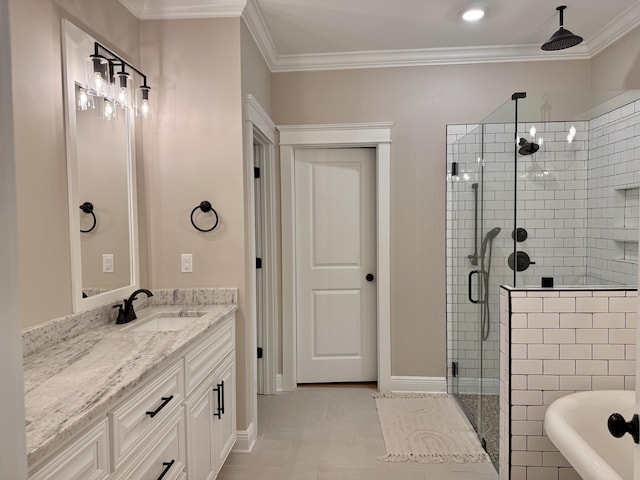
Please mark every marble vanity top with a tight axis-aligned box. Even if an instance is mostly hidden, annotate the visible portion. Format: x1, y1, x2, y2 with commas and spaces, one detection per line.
23, 302, 237, 468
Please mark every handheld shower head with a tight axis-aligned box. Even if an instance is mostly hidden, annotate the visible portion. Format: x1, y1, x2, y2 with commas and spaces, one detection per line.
518, 138, 539, 155
481, 227, 502, 257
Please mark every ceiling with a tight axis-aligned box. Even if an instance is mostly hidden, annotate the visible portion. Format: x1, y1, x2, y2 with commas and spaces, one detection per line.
119, 0, 640, 71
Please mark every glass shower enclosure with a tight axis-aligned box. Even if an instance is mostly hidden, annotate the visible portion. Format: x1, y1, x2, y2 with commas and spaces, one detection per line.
447, 89, 640, 468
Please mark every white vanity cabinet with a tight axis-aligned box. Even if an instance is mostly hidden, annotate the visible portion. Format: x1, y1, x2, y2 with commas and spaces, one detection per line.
28, 312, 236, 480
185, 317, 236, 479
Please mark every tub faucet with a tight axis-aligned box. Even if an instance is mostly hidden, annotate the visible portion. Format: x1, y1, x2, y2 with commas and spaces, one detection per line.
114, 289, 153, 324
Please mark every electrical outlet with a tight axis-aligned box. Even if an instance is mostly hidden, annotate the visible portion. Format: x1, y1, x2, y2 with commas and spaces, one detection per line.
181, 254, 193, 273
102, 254, 114, 273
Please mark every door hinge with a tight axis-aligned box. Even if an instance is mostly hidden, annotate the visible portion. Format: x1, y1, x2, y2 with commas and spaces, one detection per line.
452, 361, 458, 378
254, 167, 261, 179
256, 257, 262, 269
257, 347, 263, 359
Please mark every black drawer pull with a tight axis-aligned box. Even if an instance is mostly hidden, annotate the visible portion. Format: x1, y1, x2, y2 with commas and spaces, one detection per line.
213, 383, 223, 419
146, 395, 174, 418
157, 459, 175, 480
220, 380, 225, 415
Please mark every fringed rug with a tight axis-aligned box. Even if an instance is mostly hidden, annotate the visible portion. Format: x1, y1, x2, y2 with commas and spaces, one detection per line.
373, 392, 490, 464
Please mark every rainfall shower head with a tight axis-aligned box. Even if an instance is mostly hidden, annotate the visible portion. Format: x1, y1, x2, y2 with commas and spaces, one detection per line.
518, 138, 539, 155
541, 6, 583, 51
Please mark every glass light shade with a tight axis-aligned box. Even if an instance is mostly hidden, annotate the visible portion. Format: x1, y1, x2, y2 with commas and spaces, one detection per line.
135, 85, 153, 119
85, 55, 111, 97
75, 84, 95, 111
114, 71, 133, 108
100, 98, 117, 121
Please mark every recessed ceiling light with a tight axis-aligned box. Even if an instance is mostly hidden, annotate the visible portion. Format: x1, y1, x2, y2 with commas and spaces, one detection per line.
461, 8, 485, 22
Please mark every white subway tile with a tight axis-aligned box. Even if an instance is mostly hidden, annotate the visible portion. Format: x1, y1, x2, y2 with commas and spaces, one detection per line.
576, 297, 609, 312
592, 376, 625, 390
527, 405, 548, 421
559, 375, 592, 390
528, 375, 559, 390
575, 329, 609, 344
512, 359, 543, 374
610, 296, 637, 312
512, 328, 543, 344
559, 344, 591, 359
527, 467, 560, 480
544, 329, 576, 344
543, 451, 572, 467
576, 359, 609, 375
512, 297, 544, 312
592, 344, 625, 360
544, 298, 576, 313
543, 391, 571, 405
512, 390, 543, 405
592, 312, 627, 328
528, 313, 560, 328
511, 420, 543, 435
559, 313, 592, 328
528, 344, 560, 359
610, 328, 634, 344
544, 360, 576, 375
609, 360, 635, 375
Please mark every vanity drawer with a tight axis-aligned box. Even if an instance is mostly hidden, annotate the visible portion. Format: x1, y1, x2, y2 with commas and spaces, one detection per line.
110, 360, 184, 470
30, 420, 109, 480
185, 317, 234, 394
112, 407, 186, 480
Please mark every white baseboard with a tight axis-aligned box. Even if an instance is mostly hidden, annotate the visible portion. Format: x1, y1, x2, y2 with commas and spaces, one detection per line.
390, 376, 447, 393
232, 421, 256, 453
276, 374, 283, 392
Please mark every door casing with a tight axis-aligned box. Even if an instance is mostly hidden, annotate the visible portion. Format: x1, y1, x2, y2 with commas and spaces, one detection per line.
279, 123, 393, 392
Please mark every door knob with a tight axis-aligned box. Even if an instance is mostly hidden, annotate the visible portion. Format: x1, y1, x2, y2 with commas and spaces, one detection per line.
608, 412, 639, 444
366, 273, 375, 282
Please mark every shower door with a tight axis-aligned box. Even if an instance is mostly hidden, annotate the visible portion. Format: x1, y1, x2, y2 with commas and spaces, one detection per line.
448, 103, 516, 468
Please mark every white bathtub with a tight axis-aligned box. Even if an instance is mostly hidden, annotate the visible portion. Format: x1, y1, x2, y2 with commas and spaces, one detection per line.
544, 390, 635, 480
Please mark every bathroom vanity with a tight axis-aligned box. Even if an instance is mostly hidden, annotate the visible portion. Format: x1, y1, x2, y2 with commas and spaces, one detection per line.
24, 290, 237, 480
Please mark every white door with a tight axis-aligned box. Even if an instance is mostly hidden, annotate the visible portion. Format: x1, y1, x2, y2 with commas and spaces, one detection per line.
295, 147, 377, 383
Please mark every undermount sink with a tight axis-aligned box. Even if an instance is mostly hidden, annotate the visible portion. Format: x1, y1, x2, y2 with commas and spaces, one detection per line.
126, 312, 206, 332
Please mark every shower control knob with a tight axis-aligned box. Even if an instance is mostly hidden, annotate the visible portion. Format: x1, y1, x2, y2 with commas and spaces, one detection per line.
608, 413, 639, 444
366, 274, 375, 282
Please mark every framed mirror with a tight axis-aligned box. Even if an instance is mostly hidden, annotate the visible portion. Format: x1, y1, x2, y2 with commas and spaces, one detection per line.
62, 20, 139, 312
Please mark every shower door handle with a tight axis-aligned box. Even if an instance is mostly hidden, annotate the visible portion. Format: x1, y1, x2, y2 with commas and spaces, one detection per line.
468, 270, 482, 304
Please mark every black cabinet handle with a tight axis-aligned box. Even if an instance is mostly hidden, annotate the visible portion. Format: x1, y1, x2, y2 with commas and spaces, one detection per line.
146, 395, 174, 418
213, 384, 222, 419
220, 380, 225, 415
157, 459, 175, 480
608, 413, 639, 444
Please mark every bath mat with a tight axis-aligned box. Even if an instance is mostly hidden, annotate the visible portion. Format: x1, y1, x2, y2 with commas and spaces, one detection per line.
373, 392, 490, 464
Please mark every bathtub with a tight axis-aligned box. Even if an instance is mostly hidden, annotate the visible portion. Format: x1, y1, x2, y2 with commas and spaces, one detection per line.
544, 390, 635, 480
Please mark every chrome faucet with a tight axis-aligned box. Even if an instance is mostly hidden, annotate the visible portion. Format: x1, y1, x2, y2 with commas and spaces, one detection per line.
114, 289, 153, 324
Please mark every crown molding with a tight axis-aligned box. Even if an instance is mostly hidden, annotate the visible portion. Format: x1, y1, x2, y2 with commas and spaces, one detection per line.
118, 0, 247, 20
587, 2, 640, 56
270, 43, 591, 72
241, 0, 277, 69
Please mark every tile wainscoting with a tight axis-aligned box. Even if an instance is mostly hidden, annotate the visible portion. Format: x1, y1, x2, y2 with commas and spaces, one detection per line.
499, 287, 637, 480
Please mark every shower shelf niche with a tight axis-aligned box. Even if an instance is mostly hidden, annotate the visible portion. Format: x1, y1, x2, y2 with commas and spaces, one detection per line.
613, 184, 639, 263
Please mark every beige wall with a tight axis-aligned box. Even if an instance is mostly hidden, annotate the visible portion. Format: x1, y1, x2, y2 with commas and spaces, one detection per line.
271, 60, 591, 378
591, 25, 640, 92
241, 20, 272, 115
9, 0, 140, 328
139, 17, 250, 428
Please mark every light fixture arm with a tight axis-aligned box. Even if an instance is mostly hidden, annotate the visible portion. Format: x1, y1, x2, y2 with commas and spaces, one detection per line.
92, 42, 149, 87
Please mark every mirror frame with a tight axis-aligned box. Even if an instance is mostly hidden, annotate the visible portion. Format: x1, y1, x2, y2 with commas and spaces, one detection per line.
61, 20, 139, 313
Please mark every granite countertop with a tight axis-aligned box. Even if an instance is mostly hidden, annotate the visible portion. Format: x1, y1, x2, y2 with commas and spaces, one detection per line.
23, 303, 237, 468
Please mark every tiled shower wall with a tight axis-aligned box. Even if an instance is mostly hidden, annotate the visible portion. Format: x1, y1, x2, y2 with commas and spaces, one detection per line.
499, 287, 637, 480
447, 98, 640, 395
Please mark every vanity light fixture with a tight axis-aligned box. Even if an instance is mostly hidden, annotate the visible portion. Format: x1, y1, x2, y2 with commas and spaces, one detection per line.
84, 42, 153, 119
461, 7, 485, 22
75, 85, 94, 111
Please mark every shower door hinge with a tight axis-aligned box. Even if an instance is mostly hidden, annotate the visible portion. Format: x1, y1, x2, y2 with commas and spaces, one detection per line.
257, 347, 263, 359
254, 167, 261, 179
452, 361, 458, 378
256, 257, 262, 269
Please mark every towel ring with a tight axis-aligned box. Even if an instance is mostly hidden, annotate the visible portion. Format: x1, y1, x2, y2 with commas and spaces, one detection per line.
79, 202, 97, 233
190, 201, 219, 232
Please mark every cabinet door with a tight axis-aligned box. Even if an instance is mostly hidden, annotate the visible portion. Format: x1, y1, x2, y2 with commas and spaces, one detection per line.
213, 353, 236, 472
30, 420, 109, 480
185, 376, 216, 480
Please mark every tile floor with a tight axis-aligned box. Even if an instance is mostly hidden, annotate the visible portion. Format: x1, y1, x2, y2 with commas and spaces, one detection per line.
218, 384, 498, 480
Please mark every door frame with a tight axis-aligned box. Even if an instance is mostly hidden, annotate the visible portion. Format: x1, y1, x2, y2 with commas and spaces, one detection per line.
242, 95, 278, 451
279, 123, 393, 392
